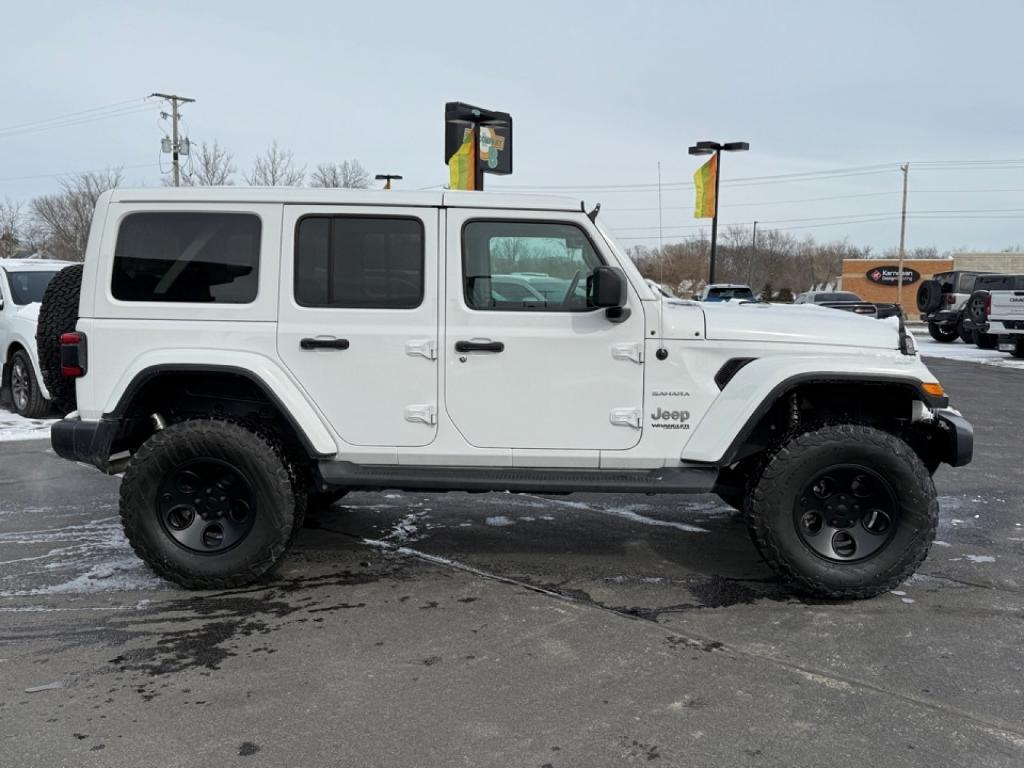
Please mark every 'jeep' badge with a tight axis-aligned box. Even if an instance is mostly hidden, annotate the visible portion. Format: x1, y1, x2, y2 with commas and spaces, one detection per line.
650, 407, 691, 430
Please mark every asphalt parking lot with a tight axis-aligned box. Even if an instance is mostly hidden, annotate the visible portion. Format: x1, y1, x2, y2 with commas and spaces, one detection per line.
1, 356, 1022, 768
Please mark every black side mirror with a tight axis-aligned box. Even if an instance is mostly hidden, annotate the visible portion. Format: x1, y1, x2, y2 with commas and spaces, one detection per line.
589, 266, 626, 308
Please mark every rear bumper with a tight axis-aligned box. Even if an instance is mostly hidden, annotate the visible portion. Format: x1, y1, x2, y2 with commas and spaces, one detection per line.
921, 309, 960, 325
934, 408, 973, 467
51, 416, 121, 472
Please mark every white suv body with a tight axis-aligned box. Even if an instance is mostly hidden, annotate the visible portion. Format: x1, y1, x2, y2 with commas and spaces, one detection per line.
0, 258, 73, 414
47, 188, 972, 595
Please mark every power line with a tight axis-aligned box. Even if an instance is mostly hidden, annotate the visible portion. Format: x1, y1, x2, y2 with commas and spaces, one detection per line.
0, 98, 147, 133
0, 104, 158, 139
0, 162, 160, 183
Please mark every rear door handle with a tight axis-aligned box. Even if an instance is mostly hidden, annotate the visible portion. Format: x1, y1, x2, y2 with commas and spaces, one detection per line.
454, 340, 504, 353
300, 337, 350, 350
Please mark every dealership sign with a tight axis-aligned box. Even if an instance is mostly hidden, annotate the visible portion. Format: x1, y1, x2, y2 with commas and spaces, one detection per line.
865, 266, 921, 286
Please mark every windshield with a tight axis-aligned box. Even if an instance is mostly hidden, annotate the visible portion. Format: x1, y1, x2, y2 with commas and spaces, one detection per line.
816, 292, 862, 302
4, 269, 60, 305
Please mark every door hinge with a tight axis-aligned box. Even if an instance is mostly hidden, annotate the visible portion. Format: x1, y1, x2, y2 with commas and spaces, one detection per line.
609, 407, 642, 429
405, 339, 437, 360
611, 342, 644, 364
404, 404, 437, 426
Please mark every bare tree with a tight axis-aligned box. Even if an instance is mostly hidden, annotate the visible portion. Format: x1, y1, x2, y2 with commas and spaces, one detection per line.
181, 140, 237, 186
0, 198, 24, 259
309, 159, 370, 188
245, 141, 305, 186
30, 170, 122, 261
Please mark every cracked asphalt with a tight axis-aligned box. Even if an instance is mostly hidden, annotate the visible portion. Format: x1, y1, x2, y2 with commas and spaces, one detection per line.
1, 358, 1022, 767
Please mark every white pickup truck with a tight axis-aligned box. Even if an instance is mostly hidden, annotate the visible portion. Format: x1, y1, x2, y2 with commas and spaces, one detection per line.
984, 286, 1024, 358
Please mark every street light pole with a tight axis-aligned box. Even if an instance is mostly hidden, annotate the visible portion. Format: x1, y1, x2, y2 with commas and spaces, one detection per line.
689, 140, 749, 285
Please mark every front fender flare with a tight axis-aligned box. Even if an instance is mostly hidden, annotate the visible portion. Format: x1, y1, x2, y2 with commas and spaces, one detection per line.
681, 355, 945, 465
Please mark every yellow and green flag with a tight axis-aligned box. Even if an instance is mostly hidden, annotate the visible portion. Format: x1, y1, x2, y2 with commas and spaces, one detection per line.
448, 128, 476, 190
693, 153, 718, 218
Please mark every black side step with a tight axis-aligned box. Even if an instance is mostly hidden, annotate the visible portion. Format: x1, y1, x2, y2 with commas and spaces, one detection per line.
316, 461, 717, 495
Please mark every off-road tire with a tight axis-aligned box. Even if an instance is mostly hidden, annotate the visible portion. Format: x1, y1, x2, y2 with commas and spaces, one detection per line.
8, 350, 49, 418
975, 332, 999, 350
957, 317, 975, 344
35, 264, 83, 415
1012, 336, 1024, 359
746, 424, 937, 599
120, 419, 298, 589
916, 280, 942, 313
927, 322, 958, 343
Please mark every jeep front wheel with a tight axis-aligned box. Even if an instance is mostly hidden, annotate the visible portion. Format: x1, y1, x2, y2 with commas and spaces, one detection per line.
746, 424, 937, 599
120, 419, 298, 589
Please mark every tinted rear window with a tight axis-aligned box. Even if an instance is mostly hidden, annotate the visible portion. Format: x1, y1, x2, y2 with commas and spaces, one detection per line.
295, 216, 424, 309
112, 212, 261, 303
816, 292, 862, 302
707, 287, 754, 300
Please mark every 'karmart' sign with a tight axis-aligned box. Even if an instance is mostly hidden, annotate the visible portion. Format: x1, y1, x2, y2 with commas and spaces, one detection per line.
865, 266, 921, 286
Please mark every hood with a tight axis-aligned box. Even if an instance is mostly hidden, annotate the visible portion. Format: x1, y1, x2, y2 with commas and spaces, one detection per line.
11, 302, 40, 324
664, 300, 900, 350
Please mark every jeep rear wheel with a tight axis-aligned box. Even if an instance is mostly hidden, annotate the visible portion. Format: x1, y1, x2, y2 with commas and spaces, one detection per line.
120, 419, 298, 589
746, 424, 937, 599
927, 321, 958, 343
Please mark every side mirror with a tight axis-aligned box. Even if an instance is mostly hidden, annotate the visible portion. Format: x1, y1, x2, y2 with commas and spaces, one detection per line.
589, 266, 627, 308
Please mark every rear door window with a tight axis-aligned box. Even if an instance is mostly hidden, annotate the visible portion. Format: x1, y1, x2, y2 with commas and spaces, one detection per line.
294, 216, 424, 309
112, 212, 261, 303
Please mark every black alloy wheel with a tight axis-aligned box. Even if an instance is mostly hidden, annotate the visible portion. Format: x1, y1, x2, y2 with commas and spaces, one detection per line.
158, 458, 256, 553
794, 466, 897, 562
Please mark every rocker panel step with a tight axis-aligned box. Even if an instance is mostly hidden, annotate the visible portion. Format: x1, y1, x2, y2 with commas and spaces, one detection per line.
316, 461, 718, 495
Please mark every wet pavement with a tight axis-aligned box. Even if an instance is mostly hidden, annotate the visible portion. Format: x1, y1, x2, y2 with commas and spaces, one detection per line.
1, 358, 1022, 767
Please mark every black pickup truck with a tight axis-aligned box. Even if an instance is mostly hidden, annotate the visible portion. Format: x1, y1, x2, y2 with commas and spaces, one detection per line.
793, 290, 902, 319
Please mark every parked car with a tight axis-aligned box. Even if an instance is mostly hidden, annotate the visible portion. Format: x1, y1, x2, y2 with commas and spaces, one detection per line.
0, 259, 74, 416
793, 290, 901, 319
696, 283, 755, 302
43, 187, 971, 598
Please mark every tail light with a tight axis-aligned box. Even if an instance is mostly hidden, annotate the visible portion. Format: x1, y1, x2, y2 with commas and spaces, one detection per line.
945, 294, 955, 305
984, 294, 992, 317
59, 331, 87, 377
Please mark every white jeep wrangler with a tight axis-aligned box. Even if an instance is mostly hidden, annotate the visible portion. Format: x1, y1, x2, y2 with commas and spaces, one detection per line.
42, 188, 973, 597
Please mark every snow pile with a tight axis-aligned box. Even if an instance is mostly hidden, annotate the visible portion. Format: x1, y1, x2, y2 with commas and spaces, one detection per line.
0, 406, 57, 442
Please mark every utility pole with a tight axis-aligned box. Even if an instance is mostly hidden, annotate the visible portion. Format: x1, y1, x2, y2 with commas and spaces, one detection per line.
897, 162, 909, 307
749, 220, 758, 285
151, 92, 195, 187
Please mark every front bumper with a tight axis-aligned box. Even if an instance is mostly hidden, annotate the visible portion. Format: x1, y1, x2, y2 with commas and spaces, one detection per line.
51, 416, 121, 473
934, 408, 973, 467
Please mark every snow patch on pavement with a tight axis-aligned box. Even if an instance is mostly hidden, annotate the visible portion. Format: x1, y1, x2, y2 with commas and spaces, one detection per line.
0, 515, 166, 596
525, 496, 709, 534
0, 407, 57, 442
916, 337, 1024, 369
485, 515, 514, 527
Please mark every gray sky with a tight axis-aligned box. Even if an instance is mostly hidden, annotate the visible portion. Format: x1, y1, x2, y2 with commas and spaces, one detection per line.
3, 0, 1023, 252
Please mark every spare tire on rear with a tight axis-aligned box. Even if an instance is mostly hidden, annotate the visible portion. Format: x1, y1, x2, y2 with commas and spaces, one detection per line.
35, 264, 83, 415
916, 280, 943, 313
